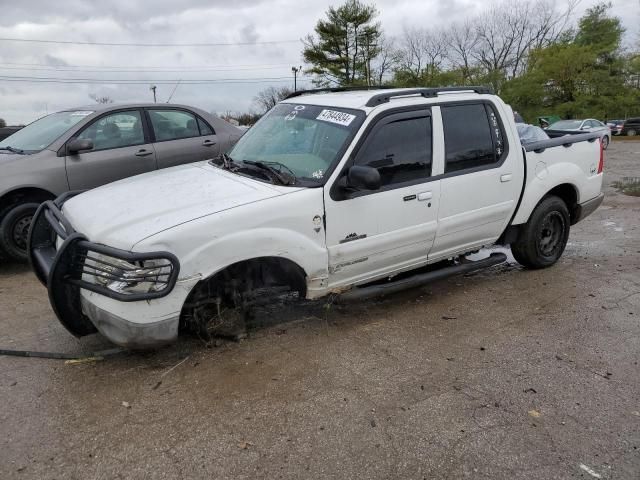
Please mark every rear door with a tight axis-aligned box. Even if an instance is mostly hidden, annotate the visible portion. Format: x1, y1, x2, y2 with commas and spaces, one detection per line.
66, 109, 157, 190
147, 108, 220, 169
429, 101, 523, 261
325, 108, 441, 287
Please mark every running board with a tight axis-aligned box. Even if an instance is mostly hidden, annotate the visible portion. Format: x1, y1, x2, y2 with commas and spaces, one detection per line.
337, 252, 507, 303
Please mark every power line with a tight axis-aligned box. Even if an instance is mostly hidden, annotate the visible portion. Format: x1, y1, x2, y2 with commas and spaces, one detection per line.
0, 61, 294, 71
0, 64, 291, 73
0, 74, 298, 85
0, 37, 300, 47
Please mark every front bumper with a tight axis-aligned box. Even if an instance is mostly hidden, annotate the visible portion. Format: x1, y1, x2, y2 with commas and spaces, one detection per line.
28, 193, 183, 347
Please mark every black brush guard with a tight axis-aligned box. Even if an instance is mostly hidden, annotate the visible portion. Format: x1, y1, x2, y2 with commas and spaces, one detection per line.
27, 192, 180, 337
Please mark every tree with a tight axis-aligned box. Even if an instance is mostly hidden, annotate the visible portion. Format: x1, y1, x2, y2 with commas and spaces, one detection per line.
471, 0, 577, 92
302, 0, 382, 86
501, 2, 635, 120
446, 21, 480, 83
396, 27, 447, 86
236, 112, 262, 126
575, 2, 624, 54
370, 35, 401, 85
89, 93, 113, 104
253, 86, 293, 112
0, 118, 6, 128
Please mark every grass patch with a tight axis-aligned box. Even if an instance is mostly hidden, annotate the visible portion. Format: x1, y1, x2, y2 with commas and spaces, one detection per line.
612, 136, 640, 142
612, 177, 640, 197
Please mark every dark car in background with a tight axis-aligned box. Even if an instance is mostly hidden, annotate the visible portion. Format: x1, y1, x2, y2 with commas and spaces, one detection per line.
621, 117, 639, 136
0, 103, 243, 261
606, 120, 625, 136
0, 126, 23, 141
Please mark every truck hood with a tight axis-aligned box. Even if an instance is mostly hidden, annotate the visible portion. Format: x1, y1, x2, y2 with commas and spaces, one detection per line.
62, 162, 300, 250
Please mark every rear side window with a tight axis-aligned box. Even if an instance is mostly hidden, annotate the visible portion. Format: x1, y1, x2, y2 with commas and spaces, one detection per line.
355, 114, 432, 187
149, 110, 200, 141
442, 103, 507, 174
198, 117, 214, 135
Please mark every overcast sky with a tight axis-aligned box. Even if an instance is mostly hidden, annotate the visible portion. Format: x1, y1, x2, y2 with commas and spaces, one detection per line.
0, 0, 638, 124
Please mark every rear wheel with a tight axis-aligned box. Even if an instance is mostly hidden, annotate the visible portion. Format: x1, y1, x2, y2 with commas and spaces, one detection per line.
0, 202, 40, 262
511, 195, 570, 269
627, 129, 637, 137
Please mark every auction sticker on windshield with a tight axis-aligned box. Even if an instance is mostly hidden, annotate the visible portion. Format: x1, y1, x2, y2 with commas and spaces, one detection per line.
316, 109, 356, 127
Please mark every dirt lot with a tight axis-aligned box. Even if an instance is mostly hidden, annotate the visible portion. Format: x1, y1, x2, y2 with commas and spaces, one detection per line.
1, 141, 639, 480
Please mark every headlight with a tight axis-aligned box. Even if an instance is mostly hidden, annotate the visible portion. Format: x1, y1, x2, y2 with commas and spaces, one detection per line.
86, 255, 174, 295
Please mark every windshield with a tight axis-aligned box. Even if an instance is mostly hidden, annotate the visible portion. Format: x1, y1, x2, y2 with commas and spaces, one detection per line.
0, 110, 93, 153
227, 103, 365, 184
549, 120, 582, 130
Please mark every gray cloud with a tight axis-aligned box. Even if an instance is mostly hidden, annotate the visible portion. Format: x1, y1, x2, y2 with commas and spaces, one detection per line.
0, 0, 637, 124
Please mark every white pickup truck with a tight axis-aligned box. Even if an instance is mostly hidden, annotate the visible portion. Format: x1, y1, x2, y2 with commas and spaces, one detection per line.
29, 87, 604, 348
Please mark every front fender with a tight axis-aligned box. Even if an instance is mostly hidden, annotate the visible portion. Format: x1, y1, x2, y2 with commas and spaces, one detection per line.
143, 227, 329, 299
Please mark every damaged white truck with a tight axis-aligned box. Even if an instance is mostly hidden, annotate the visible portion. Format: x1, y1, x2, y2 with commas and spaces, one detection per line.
29, 87, 605, 348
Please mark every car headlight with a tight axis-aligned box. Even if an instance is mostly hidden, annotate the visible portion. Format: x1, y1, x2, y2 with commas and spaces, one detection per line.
86, 255, 174, 295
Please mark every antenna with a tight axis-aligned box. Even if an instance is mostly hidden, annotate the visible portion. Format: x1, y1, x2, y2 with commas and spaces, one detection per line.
166, 80, 181, 103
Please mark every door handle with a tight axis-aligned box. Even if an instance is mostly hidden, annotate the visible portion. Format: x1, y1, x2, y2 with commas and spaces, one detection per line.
135, 149, 154, 157
202, 140, 217, 147
417, 191, 432, 201
500, 174, 512, 182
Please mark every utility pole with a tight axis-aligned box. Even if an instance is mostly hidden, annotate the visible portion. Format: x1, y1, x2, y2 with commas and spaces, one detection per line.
291, 66, 301, 92
150, 85, 157, 103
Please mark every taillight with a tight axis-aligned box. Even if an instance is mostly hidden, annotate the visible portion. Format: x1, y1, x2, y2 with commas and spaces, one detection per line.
597, 138, 604, 174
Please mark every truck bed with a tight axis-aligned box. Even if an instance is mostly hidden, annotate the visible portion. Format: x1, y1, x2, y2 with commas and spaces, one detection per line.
512, 130, 604, 225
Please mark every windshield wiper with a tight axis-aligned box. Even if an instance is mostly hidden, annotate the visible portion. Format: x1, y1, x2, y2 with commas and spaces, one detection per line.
0, 146, 24, 154
209, 152, 238, 170
242, 161, 296, 186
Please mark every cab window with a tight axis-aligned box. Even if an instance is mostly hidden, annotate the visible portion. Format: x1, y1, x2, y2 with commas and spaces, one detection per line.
441, 103, 507, 174
355, 114, 432, 187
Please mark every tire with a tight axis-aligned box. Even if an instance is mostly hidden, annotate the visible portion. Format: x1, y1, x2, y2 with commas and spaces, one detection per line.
0, 202, 40, 262
602, 135, 609, 150
627, 129, 637, 137
511, 195, 570, 269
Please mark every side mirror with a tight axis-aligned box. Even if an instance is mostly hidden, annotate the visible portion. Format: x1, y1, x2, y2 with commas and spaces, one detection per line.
347, 165, 381, 191
67, 138, 94, 154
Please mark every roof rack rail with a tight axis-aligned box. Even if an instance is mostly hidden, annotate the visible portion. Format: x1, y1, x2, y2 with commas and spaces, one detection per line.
283, 85, 396, 101
365, 86, 493, 107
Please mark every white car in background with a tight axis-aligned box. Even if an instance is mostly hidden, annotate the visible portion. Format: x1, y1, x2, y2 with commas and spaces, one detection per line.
548, 119, 611, 149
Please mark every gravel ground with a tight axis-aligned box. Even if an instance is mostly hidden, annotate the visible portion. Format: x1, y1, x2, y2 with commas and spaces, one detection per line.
1, 141, 639, 479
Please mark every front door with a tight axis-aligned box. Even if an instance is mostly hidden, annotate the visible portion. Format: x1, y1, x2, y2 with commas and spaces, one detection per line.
325, 109, 440, 287
429, 102, 523, 260
66, 109, 157, 190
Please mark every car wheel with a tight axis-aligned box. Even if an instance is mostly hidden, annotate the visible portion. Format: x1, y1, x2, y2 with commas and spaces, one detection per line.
627, 129, 637, 137
511, 195, 570, 269
602, 135, 609, 149
0, 202, 41, 262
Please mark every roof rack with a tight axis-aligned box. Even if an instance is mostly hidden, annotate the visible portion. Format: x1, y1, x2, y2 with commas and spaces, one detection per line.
283, 85, 396, 101
364, 86, 493, 107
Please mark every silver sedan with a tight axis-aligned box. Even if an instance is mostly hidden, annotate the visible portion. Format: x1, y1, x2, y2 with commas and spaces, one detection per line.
0, 103, 243, 261
548, 118, 612, 149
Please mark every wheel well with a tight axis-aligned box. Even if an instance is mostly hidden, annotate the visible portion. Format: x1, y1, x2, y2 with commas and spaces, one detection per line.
498, 183, 579, 244
546, 184, 578, 224
0, 188, 55, 217
179, 257, 307, 328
